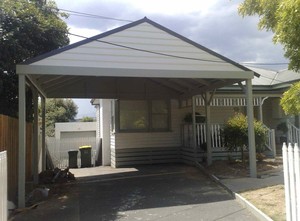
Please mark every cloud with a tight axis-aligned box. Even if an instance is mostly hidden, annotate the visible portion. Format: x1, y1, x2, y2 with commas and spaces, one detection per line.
55, 0, 288, 70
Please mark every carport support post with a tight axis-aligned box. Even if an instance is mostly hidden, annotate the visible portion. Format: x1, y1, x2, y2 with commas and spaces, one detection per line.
205, 92, 212, 165
100, 99, 111, 166
32, 87, 39, 184
18, 74, 26, 208
192, 96, 196, 147
41, 96, 46, 171
246, 79, 257, 178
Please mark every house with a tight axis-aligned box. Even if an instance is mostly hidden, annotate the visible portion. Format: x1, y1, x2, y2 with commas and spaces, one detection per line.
92, 66, 300, 167
17, 17, 259, 207
189, 67, 300, 147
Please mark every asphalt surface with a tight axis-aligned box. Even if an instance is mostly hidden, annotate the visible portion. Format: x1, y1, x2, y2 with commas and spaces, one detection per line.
12, 164, 259, 221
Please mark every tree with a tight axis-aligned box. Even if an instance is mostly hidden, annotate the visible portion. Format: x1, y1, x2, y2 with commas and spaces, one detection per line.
41, 99, 78, 137
280, 81, 300, 115
0, 0, 69, 119
239, 0, 300, 72
80, 116, 95, 122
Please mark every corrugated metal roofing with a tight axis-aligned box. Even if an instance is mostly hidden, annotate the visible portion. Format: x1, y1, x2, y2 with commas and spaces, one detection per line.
248, 66, 300, 86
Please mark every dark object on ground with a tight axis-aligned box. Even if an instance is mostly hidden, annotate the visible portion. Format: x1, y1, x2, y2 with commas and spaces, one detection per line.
68, 150, 78, 168
26, 187, 49, 206
79, 146, 92, 168
39, 167, 76, 184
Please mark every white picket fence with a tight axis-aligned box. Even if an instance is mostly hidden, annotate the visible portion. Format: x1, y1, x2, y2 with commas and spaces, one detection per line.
283, 143, 300, 221
182, 123, 275, 155
0, 151, 7, 221
288, 122, 300, 146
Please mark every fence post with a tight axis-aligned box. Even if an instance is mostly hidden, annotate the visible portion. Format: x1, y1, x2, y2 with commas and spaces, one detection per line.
0, 151, 7, 221
283, 142, 291, 221
288, 143, 297, 220
271, 129, 276, 158
295, 143, 300, 221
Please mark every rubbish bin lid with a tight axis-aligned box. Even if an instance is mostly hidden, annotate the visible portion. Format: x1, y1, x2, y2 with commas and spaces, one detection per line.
79, 145, 92, 149
68, 150, 78, 152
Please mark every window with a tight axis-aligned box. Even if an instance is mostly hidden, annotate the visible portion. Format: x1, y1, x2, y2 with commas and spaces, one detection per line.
118, 100, 170, 132
119, 100, 148, 131
151, 100, 169, 130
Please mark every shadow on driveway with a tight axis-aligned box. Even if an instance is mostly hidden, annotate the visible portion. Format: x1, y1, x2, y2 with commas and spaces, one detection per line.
12, 164, 258, 221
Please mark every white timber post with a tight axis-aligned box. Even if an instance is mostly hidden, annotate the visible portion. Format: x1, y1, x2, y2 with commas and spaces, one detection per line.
288, 143, 297, 220
258, 97, 269, 122
18, 74, 26, 208
271, 129, 276, 158
294, 143, 300, 221
192, 96, 197, 160
205, 92, 212, 165
259, 97, 263, 122
100, 99, 111, 166
246, 79, 257, 178
32, 88, 39, 184
283, 142, 291, 221
41, 96, 46, 171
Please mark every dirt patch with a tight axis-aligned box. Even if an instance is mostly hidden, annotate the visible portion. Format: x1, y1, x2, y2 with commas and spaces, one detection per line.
241, 185, 285, 221
205, 157, 282, 179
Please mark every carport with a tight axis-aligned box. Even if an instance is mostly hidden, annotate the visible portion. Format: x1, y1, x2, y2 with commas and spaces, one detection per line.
16, 17, 257, 208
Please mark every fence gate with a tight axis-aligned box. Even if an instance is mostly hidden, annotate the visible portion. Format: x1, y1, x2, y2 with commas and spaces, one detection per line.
283, 143, 300, 221
0, 151, 7, 221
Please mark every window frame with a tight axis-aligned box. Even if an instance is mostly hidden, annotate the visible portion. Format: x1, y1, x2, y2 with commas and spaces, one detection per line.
116, 99, 171, 133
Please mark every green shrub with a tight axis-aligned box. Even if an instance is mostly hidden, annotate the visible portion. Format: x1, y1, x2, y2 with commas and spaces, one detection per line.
222, 113, 268, 162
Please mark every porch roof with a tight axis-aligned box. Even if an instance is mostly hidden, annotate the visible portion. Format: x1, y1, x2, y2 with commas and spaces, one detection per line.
16, 17, 255, 99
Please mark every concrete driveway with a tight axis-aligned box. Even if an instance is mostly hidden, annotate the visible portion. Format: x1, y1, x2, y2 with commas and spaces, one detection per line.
13, 164, 259, 221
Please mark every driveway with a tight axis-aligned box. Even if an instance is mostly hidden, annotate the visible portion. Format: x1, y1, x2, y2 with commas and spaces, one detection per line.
13, 164, 259, 221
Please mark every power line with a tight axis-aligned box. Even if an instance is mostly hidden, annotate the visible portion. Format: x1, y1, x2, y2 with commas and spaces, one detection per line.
58, 8, 133, 22
68, 32, 227, 63
58, 8, 289, 67
240, 62, 289, 66
258, 74, 286, 83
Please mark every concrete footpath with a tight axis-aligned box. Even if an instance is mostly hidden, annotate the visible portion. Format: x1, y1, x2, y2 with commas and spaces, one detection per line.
220, 170, 284, 193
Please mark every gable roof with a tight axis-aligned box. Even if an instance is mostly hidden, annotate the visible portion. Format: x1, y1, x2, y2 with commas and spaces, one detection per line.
22, 17, 256, 75
17, 17, 255, 99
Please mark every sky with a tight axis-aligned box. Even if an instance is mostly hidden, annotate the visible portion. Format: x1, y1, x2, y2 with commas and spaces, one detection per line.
53, 0, 289, 118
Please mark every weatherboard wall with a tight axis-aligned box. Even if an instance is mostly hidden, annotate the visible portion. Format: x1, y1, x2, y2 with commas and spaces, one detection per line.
31, 22, 243, 72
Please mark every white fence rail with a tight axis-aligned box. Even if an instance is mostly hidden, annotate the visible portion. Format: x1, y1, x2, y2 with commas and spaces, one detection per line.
182, 123, 225, 151
288, 122, 300, 146
182, 123, 275, 155
0, 151, 7, 221
46, 137, 98, 169
283, 143, 300, 221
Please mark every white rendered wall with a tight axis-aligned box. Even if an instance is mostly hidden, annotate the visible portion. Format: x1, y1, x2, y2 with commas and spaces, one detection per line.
55, 122, 96, 139
100, 99, 112, 166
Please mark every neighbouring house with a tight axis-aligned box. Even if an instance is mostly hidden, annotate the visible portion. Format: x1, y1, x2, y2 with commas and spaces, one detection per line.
17, 17, 265, 206
45, 122, 97, 168
55, 121, 96, 140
